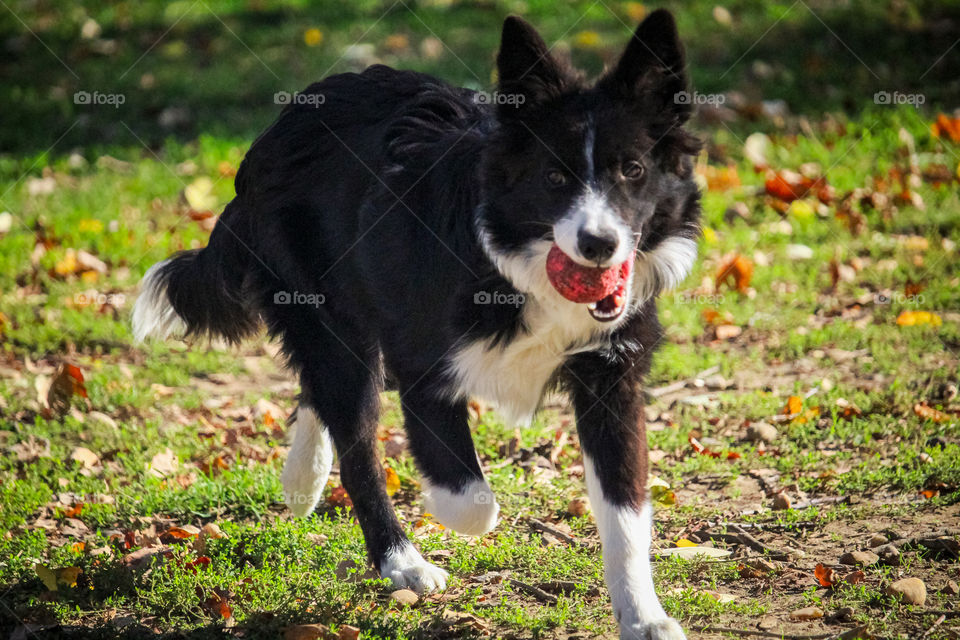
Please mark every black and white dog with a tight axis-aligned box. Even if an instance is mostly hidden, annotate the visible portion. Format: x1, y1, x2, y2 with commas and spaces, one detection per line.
134, 10, 699, 639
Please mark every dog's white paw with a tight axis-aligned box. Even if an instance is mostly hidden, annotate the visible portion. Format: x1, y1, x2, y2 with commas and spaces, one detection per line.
423, 478, 499, 536
380, 543, 448, 593
620, 618, 686, 640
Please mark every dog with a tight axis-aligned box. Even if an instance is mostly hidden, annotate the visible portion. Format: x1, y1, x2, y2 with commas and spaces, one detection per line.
133, 10, 700, 639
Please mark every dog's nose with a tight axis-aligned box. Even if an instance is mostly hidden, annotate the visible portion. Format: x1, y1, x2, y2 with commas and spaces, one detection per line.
577, 229, 619, 264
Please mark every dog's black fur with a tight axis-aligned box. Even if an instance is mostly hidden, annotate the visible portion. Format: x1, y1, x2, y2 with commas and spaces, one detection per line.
136, 10, 700, 638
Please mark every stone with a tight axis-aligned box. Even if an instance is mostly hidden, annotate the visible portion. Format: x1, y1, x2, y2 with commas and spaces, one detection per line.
869, 533, 888, 547
875, 544, 901, 566
745, 422, 778, 444
389, 589, 419, 607
772, 493, 792, 510
886, 578, 926, 605
839, 550, 879, 566
941, 580, 959, 596
789, 606, 823, 621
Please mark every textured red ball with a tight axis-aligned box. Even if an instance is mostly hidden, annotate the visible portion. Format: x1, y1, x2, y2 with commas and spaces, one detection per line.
545, 244, 623, 303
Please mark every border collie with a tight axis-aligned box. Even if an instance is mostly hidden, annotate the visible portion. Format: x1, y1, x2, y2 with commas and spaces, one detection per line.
134, 10, 700, 639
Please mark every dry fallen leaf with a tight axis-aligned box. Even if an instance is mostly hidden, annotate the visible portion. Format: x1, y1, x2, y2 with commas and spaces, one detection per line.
47, 363, 88, 414
913, 403, 950, 423
384, 466, 401, 497
148, 447, 179, 478
34, 564, 82, 591
815, 563, 836, 587
896, 310, 942, 327
70, 447, 99, 469
782, 396, 803, 416
715, 254, 753, 293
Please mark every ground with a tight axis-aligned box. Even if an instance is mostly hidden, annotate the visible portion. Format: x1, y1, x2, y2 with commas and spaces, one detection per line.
1, 1, 960, 639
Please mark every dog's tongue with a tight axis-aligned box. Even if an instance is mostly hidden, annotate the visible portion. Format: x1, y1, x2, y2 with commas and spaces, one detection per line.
545, 244, 633, 303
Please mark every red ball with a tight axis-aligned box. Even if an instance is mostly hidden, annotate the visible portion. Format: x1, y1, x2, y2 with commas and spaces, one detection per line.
545, 244, 623, 303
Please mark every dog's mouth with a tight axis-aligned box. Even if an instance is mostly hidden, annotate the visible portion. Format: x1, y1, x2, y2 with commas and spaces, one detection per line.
545, 244, 634, 322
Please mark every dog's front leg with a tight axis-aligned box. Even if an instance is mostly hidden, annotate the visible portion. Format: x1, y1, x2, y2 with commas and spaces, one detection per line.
565, 353, 685, 640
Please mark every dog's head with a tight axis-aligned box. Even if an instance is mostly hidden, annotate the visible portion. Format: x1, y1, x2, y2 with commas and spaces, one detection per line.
479, 10, 701, 323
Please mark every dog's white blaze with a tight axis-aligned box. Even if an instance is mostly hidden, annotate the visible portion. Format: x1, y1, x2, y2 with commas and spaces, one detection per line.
553, 189, 633, 268
380, 542, 448, 593
584, 456, 684, 638
132, 260, 187, 342
631, 236, 698, 304
422, 477, 499, 536
281, 406, 333, 517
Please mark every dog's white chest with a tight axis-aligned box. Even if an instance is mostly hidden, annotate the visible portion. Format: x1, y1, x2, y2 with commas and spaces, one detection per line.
447, 300, 602, 426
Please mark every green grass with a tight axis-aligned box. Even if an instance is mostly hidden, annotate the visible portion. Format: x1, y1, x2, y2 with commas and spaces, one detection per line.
2, 1, 960, 638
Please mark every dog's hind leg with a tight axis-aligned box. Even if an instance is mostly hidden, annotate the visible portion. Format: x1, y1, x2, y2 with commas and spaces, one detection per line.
278, 313, 447, 593
281, 405, 334, 517
399, 385, 499, 536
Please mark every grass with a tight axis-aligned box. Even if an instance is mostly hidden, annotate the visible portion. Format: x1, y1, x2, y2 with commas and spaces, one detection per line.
2, 0, 960, 638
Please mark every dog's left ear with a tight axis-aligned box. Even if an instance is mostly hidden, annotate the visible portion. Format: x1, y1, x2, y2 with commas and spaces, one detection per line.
603, 9, 691, 122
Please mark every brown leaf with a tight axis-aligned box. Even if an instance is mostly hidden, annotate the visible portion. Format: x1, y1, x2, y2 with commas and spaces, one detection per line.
284, 624, 335, 640
715, 254, 753, 294
47, 363, 88, 414
814, 563, 835, 587
70, 447, 100, 469
914, 403, 950, 423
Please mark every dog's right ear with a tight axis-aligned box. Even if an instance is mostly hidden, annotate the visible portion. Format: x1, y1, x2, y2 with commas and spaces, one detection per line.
496, 16, 567, 117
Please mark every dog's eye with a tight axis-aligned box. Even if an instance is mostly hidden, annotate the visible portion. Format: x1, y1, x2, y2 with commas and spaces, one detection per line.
544, 169, 568, 188
622, 161, 645, 180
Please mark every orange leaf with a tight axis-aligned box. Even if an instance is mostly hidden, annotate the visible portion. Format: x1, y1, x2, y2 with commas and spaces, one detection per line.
715, 254, 753, 294
920, 488, 939, 499
814, 563, 835, 587
71, 542, 86, 553
914, 403, 950, 423
897, 310, 942, 327
782, 396, 803, 415
62, 503, 84, 518
384, 466, 401, 497
932, 113, 960, 143
164, 526, 200, 540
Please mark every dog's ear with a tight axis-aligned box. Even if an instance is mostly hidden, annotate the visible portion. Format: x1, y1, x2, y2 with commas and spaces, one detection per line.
496, 16, 568, 116
604, 9, 691, 122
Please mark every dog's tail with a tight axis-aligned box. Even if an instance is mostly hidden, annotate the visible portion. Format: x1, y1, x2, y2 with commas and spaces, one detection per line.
133, 198, 259, 343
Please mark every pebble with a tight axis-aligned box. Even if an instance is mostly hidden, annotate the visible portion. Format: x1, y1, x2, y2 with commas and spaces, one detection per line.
839, 550, 879, 566
942, 580, 959, 596
744, 558, 779, 573
875, 544, 901, 566
886, 578, 926, 605
789, 606, 823, 621
869, 533, 889, 547
389, 589, 419, 607
745, 422, 778, 444
567, 497, 590, 517
786, 244, 814, 260
772, 493, 792, 510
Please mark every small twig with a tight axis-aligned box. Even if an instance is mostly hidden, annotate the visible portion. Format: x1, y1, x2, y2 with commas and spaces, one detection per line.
528, 519, 587, 548
919, 614, 945, 639
791, 495, 851, 510
507, 578, 557, 604
728, 524, 790, 560
647, 366, 721, 398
